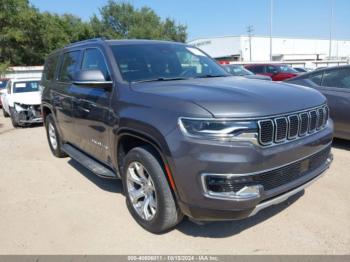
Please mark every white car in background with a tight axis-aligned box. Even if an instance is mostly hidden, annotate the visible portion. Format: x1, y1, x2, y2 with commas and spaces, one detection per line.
1, 78, 43, 127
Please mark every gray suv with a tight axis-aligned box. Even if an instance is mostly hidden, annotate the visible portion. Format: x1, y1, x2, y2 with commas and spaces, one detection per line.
41, 38, 333, 233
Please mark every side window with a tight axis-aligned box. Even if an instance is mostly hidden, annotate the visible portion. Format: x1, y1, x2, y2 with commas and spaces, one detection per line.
266, 65, 277, 74
250, 66, 263, 74
43, 54, 59, 81
81, 48, 111, 81
58, 51, 81, 82
322, 69, 350, 89
307, 72, 323, 86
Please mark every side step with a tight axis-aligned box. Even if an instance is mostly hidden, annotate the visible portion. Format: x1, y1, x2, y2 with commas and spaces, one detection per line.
62, 144, 119, 179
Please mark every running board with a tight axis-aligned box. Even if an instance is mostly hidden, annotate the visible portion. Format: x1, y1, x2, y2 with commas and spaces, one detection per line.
62, 144, 119, 179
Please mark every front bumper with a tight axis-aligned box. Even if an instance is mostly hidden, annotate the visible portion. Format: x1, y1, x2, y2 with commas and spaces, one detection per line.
178, 152, 332, 221
12, 104, 43, 124
165, 120, 333, 221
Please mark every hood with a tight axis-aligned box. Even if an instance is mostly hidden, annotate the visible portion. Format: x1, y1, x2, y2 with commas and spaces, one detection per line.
11, 91, 42, 105
132, 77, 326, 118
244, 75, 272, 81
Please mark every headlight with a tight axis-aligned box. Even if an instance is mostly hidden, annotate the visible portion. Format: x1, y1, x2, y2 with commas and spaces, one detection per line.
14, 103, 25, 112
178, 117, 258, 142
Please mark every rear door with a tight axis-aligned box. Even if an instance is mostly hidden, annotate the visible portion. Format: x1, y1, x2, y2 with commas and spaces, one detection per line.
71, 47, 113, 163
320, 68, 350, 139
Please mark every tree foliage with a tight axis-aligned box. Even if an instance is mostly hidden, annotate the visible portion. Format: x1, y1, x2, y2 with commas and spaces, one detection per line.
0, 0, 187, 67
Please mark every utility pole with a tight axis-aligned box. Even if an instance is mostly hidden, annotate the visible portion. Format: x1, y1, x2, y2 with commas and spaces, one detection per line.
247, 25, 254, 61
269, 0, 273, 61
329, 0, 334, 59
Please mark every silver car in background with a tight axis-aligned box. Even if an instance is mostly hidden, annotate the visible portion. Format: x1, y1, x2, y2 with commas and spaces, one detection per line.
285, 65, 350, 140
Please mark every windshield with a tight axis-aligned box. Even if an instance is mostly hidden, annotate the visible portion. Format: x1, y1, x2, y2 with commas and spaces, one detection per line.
276, 65, 298, 74
110, 43, 229, 83
0, 79, 8, 89
13, 81, 40, 93
224, 65, 254, 76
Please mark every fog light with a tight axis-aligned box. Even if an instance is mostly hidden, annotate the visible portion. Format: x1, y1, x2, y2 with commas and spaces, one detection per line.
202, 174, 263, 200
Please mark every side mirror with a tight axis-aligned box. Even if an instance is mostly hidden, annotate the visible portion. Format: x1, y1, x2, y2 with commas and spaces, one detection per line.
73, 69, 113, 88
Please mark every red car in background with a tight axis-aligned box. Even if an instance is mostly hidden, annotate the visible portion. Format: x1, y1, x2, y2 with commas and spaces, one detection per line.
0, 78, 9, 108
244, 64, 299, 81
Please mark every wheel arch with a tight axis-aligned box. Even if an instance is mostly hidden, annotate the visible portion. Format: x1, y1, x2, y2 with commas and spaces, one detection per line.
116, 129, 178, 197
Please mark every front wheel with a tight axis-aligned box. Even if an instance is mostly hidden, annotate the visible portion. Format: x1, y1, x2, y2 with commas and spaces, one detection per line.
9, 107, 19, 128
122, 146, 183, 233
2, 108, 9, 118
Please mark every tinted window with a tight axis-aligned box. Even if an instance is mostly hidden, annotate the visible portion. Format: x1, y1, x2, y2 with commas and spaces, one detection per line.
275, 65, 298, 73
306, 71, 323, 86
110, 44, 228, 82
13, 81, 40, 93
59, 51, 81, 82
322, 69, 350, 89
224, 65, 253, 76
81, 49, 110, 80
43, 54, 59, 81
249, 66, 264, 74
266, 65, 277, 74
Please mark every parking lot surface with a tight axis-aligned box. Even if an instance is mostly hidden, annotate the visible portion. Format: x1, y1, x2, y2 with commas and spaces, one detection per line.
0, 114, 349, 254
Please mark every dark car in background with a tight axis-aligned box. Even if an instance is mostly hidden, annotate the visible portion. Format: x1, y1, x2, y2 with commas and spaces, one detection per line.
41, 38, 333, 233
0, 78, 9, 108
285, 65, 350, 140
245, 64, 299, 81
223, 64, 271, 81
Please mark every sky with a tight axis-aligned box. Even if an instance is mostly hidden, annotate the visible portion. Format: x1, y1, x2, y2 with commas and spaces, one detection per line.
29, 0, 350, 41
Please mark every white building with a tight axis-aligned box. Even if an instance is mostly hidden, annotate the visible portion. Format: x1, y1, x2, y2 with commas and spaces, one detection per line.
4, 66, 43, 79
188, 36, 350, 63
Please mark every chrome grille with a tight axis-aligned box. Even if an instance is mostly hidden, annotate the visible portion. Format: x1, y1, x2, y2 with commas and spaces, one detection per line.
275, 117, 288, 142
309, 110, 317, 132
258, 105, 329, 146
288, 115, 299, 139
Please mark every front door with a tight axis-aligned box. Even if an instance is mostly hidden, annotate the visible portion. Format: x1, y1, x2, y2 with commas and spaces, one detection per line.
71, 48, 113, 164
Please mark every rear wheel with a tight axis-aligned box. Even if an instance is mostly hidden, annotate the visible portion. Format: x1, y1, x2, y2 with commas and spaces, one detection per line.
122, 146, 183, 233
45, 114, 67, 158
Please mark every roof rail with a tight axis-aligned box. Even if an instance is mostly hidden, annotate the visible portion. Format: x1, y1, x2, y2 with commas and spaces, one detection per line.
65, 37, 107, 48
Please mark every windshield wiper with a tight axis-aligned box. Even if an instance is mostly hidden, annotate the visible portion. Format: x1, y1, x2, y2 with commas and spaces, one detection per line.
133, 77, 190, 83
196, 74, 228, 79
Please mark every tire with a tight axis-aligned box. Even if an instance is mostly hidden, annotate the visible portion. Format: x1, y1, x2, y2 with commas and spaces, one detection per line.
122, 146, 183, 233
9, 107, 19, 128
45, 114, 67, 158
2, 108, 9, 118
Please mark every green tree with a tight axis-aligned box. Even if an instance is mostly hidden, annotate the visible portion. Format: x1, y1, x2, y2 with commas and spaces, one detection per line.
91, 1, 187, 42
0, 0, 187, 66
